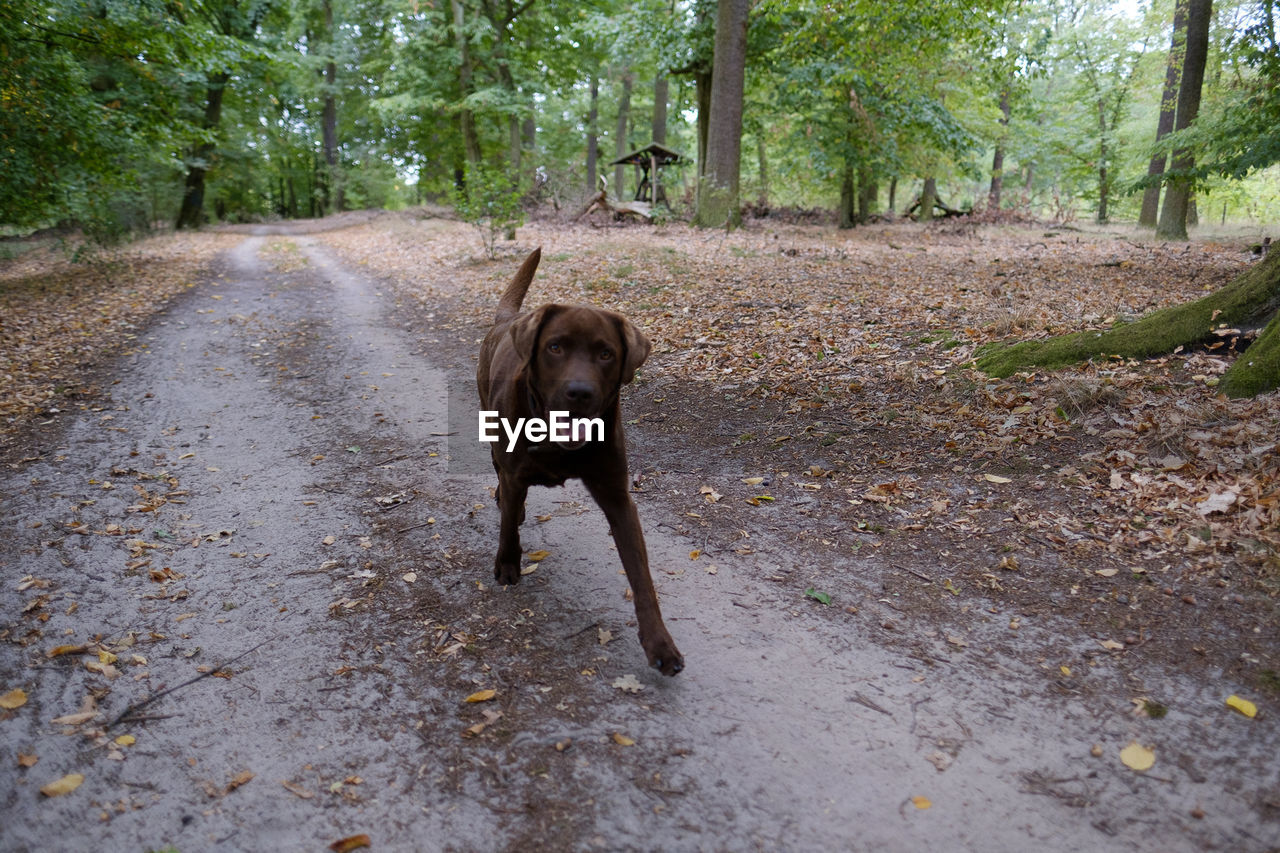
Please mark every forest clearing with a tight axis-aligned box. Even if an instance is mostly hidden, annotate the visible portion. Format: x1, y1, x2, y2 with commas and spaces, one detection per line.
1, 213, 1276, 851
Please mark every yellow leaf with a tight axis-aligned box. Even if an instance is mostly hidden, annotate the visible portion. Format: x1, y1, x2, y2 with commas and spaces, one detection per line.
526, 550, 550, 561
741, 476, 764, 485
612, 733, 635, 746
97, 650, 118, 665
47, 644, 86, 658
1225, 695, 1257, 718
689, 549, 701, 560
1060, 665, 1072, 677
1119, 742, 1156, 772
464, 689, 496, 703
114, 734, 136, 747
0, 688, 27, 710
40, 773, 85, 797
911, 795, 932, 809
329, 834, 372, 853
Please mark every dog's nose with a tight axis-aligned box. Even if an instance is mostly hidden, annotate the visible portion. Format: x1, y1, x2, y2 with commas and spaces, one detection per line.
564, 381, 595, 404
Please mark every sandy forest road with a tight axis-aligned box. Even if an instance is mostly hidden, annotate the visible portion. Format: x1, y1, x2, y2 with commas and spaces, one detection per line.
1, 222, 1276, 852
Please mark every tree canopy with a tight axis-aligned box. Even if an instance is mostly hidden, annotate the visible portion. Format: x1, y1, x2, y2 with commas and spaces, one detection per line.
2, 0, 1279, 236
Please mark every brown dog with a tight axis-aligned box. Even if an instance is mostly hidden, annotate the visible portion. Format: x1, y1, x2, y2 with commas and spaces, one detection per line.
476, 248, 683, 676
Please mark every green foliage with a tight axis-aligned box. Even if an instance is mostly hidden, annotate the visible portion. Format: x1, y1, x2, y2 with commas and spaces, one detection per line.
453, 161, 525, 258
2, 0, 1277, 235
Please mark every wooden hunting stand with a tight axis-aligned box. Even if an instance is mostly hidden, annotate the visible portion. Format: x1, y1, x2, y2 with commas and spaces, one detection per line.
608, 142, 685, 207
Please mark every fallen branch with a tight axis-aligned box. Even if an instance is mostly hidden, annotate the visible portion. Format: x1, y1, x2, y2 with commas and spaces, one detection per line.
108, 636, 275, 729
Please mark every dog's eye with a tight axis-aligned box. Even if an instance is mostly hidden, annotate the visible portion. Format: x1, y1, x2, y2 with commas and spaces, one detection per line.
599, 349, 614, 361
547, 342, 562, 354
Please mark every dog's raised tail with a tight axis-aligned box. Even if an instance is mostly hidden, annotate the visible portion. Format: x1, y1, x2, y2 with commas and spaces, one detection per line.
495, 247, 542, 323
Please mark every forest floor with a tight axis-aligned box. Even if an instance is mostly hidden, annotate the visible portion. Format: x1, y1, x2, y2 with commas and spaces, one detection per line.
0, 210, 1277, 852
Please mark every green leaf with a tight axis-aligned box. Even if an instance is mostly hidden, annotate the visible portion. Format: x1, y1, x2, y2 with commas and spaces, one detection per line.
805, 587, 832, 605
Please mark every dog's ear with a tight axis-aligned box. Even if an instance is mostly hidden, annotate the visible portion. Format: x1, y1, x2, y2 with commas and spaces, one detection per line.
508, 305, 561, 370
613, 314, 651, 384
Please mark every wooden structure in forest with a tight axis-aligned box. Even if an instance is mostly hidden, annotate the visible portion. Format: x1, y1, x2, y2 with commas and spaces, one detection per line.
608, 142, 685, 206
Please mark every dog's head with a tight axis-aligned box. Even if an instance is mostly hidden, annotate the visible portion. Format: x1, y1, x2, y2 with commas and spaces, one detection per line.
509, 304, 649, 447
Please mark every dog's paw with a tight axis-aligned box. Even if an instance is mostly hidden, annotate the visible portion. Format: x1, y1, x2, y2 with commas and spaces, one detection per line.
643, 634, 684, 677
494, 559, 521, 586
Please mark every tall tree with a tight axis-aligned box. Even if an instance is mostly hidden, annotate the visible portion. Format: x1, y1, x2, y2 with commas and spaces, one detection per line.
452, 0, 482, 167
586, 73, 600, 196
1156, 0, 1212, 240
695, 0, 750, 228
320, 0, 343, 214
652, 74, 669, 143
1139, 0, 1188, 227
176, 0, 271, 229
614, 70, 634, 194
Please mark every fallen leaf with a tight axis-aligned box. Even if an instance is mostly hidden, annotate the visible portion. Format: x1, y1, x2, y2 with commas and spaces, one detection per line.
282, 780, 314, 799
526, 549, 550, 561
50, 711, 96, 726
1196, 491, 1237, 516
911, 795, 932, 809
329, 835, 372, 853
982, 473, 1011, 484
597, 627, 613, 645
612, 732, 635, 746
1094, 568, 1119, 577
1225, 694, 1257, 719
612, 674, 644, 694
40, 773, 85, 797
402, 571, 417, 583
0, 688, 27, 710
1098, 639, 1124, 651
113, 734, 136, 746
47, 644, 87, 658
804, 587, 832, 605
225, 769, 254, 793
741, 476, 765, 486
18, 752, 38, 768
689, 549, 701, 560
464, 689, 496, 703
1119, 742, 1156, 772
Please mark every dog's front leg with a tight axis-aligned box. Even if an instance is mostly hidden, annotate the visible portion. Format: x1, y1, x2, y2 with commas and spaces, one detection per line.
495, 472, 527, 585
585, 476, 684, 676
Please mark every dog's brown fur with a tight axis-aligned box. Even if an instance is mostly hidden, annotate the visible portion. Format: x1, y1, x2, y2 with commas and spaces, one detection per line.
476, 248, 683, 675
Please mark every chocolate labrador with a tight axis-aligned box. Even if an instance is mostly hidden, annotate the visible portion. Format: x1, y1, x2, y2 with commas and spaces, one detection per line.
476, 248, 683, 676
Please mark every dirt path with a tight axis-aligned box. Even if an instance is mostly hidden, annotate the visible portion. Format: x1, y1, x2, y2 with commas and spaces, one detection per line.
2, 228, 1276, 852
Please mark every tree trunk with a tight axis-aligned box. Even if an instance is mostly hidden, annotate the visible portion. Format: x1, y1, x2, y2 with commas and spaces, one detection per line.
1096, 98, 1110, 224
756, 133, 769, 206
321, 0, 342, 214
614, 71, 633, 196
652, 74, 668, 144
838, 161, 855, 229
1140, 0, 1188, 227
586, 74, 599, 196
888, 176, 897, 213
452, 0, 482, 166
695, 0, 749, 229
175, 72, 230, 229
989, 87, 1010, 210
858, 179, 877, 225
695, 69, 711, 192
919, 176, 937, 222
1157, 0, 1212, 241
976, 249, 1280, 397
